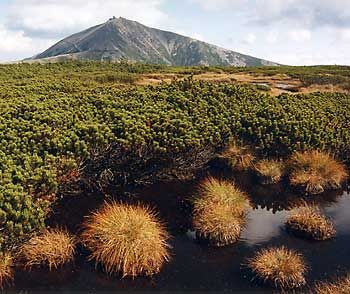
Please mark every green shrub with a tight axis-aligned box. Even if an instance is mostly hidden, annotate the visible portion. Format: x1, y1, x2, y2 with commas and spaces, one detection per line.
0, 184, 47, 249
0, 63, 350, 249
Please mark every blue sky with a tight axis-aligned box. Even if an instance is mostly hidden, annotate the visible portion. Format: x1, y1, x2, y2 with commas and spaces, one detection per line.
0, 0, 349, 65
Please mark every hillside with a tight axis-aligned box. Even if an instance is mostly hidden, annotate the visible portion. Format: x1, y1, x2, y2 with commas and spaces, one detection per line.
30, 17, 277, 66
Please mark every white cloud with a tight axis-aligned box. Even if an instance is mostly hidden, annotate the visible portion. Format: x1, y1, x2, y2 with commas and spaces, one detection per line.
289, 29, 311, 42
266, 31, 279, 44
0, 25, 32, 53
337, 28, 350, 42
6, 0, 167, 38
190, 0, 245, 11
192, 0, 350, 28
243, 33, 256, 44
0, 25, 56, 61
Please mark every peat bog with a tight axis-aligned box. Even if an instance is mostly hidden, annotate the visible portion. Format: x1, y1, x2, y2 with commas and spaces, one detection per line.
9, 168, 350, 293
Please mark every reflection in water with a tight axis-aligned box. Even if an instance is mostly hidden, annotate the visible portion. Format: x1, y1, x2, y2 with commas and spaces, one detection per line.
13, 173, 350, 293
242, 209, 287, 246
324, 191, 350, 235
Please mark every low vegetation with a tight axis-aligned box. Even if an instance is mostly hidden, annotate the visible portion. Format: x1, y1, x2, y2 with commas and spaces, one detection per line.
219, 143, 255, 171
255, 84, 271, 92
20, 229, 76, 270
0, 253, 13, 289
94, 72, 139, 84
193, 177, 249, 246
0, 184, 48, 250
315, 274, 350, 294
254, 159, 283, 184
289, 151, 348, 194
247, 246, 307, 289
286, 204, 336, 241
81, 202, 170, 278
1, 62, 350, 245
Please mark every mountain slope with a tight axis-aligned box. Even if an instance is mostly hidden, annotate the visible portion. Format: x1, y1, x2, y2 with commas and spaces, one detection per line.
32, 17, 278, 66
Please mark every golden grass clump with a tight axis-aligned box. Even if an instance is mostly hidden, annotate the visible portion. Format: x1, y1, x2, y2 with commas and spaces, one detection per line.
20, 229, 75, 270
81, 202, 170, 278
247, 246, 307, 289
315, 274, 350, 294
289, 151, 348, 195
254, 159, 283, 184
193, 177, 249, 246
219, 143, 255, 171
286, 204, 336, 241
0, 253, 13, 289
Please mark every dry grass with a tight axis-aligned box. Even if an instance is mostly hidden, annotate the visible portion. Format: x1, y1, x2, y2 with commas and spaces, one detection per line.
286, 204, 336, 240
193, 201, 245, 246
247, 246, 307, 289
289, 151, 348, 195
315, 274, 350, 294
20, 229, 76, 270
81, 202, 170, 278
0, 253, 13, 289
193, 177, 249, 246
219, 143, 255, 171
254, 159, 283, 184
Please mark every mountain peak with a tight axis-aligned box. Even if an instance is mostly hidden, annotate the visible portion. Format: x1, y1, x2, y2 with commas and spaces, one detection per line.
31, 18, 278, 66
107, 16, 128, 23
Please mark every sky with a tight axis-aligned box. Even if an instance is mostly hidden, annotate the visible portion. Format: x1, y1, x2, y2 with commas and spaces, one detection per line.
0, 0, 350, 65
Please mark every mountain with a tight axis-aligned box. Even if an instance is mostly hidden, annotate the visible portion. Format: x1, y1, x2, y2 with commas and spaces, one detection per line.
31, 17, 278, 66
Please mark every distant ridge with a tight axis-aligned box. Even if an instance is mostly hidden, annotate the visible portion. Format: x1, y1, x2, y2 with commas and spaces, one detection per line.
30, 17, 278, 67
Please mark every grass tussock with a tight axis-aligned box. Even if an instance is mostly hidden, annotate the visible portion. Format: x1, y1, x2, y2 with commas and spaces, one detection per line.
193, 177, 249, 246
219, 143, 255, 171
286, 204, 336, 240
254, 159, 283, 184
20, 229, 76, 270
247, 246, 307, 289
315, 274, 350, 294
81, 202, 170, 278
289, 151, 348, 195
0, 253, 13, 289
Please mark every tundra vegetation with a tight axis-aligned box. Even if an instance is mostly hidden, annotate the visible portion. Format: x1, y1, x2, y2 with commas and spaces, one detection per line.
0, 253, 13, 289
219, 143, 255, 171
192, 177, 249, 246
289, 151, 348, 195
247, 246, 307, 289
81, 202, 170, 277
0, 62, 349, 289
20, 229, 76, 270
286, 204, 336, 241
254, 159, 284, 184
315, 274, 350, 294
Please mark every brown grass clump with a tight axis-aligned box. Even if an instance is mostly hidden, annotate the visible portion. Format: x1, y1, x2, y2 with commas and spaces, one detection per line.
81, 202, 170, 278
0, 253, 14, 289
286, 204, 336, 241
20, 229, 75, 270
193, 177, 249, 246
254, 159, 283, 184
315, 274, 350, 294
219, 143, 255, 171
289, 151, 348, 195
247, 246, 307, 289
